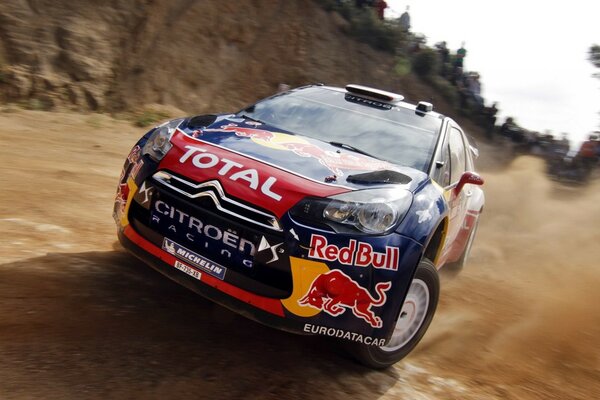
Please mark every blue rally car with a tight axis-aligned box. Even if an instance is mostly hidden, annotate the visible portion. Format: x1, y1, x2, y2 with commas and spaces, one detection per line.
114, 84, 485, 368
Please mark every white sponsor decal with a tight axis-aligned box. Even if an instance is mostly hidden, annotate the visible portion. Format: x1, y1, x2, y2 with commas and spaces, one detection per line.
416, 209, 432, 223
179, 145, 283, 201
303, 323, 386, 346
153, 200, 256, 256
257, 236, 283, 264
163, 238, 227, 280
308, 234, 399, 271
137, 181, 153, 205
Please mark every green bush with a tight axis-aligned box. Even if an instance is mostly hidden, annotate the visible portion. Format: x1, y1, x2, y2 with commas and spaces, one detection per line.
349, 9, 399, 53
428, 76, 458, 106
411, 49, 438, 77
314, 0, 353, 20
134, 110, 171, 127
314, 0, 400, 54
394, 57, 411, 76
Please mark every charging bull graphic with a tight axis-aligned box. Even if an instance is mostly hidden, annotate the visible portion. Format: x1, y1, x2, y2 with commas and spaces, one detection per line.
203, 124, 395, 176
298, 270, 391, 328
205, 123, 277, 142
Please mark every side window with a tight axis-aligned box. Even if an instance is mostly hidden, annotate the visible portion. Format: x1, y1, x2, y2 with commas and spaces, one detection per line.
448, 127, 467, 183
432, 143, 451, 187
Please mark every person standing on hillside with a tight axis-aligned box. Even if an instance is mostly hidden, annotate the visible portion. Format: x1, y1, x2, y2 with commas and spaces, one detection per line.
375, 0, 387, 20
451, 42, 468, 86
482, 102, 498, 139
577, 134, 599, 170
454, 42, 467, 69
399, 6, 411, 32
435, 41, 450, 76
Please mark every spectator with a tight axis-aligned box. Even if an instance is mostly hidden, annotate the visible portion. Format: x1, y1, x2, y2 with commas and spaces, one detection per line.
454, 42, 467, 69
456, 72, 470, 110
449, 66, 464, 86
481, 102, 498, 139
500, 117, 517, 137
466, 72, 484, 110
399, 6, 411, 32
559, 134, 570, 152
435, 41, 450, 77
435, 41, 450, 63
577, 134, 599, 169
374, 0, 387, 20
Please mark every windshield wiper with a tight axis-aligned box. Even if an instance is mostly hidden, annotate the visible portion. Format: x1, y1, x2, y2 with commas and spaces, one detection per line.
238, 113, 266, 125
329, 141, 380, 159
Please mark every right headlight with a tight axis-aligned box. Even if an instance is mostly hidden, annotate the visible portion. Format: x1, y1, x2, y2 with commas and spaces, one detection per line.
290, 188, 413, 234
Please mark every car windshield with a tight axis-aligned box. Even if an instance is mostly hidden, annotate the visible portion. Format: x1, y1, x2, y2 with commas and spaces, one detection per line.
239, 87, 442, 172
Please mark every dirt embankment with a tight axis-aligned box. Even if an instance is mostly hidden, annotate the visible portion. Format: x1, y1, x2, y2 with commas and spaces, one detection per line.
0, 1, 478, 131
1, 109, 599, 399
0, 1, 405, 112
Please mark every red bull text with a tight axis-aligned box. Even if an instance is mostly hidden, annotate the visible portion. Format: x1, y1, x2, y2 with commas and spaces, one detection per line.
308, 234, 399, 271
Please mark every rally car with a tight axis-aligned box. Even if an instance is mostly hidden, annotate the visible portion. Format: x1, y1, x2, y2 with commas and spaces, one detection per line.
114, 84, 484, 368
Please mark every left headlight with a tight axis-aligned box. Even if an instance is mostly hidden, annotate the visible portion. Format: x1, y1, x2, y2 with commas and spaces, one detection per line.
290, 188, 413, 234
142, 118, 184, 161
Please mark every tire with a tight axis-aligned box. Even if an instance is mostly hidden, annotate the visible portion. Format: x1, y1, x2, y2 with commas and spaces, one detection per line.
346, 259, 439, 369
445, 211, 480, 275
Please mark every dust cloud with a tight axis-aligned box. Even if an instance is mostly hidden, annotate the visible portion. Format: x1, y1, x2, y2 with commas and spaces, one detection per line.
413, 156, 600, 399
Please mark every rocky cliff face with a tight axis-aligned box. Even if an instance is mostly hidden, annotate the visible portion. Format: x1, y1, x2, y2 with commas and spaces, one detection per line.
0, 0, 412, 114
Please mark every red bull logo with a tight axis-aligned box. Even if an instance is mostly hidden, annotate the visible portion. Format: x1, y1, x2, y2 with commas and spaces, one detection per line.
298, 270, 391, 328
127, 145, 141, 163
203, 124, 395, 176
308, 234, 399, 271
114, 182, 129, 217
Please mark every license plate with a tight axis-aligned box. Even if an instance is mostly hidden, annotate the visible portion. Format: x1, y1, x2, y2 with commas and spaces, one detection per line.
174, 260, 202, 281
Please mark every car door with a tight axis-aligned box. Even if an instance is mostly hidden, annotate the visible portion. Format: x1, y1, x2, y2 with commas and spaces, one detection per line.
441, 124, 470, 261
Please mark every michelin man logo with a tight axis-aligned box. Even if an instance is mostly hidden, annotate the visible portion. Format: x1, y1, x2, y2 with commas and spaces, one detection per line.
164, 240, 176, 254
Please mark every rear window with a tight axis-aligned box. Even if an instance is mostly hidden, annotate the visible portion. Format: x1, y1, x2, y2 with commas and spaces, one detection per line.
240, 87, 442, 171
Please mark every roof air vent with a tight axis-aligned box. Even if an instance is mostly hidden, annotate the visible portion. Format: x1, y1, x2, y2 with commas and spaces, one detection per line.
345, 84, 404, 103
416, 101, 433, 112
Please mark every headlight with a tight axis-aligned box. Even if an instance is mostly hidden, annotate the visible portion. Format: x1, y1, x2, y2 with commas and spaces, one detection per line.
291, 188, 412, 234
142, 118, 184, 161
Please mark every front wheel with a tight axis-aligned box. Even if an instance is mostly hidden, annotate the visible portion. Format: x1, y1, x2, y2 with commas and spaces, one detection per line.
347, 259, 439, 369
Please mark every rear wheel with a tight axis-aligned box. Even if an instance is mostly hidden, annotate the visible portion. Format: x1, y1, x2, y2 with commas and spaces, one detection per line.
347, 259, 439, 369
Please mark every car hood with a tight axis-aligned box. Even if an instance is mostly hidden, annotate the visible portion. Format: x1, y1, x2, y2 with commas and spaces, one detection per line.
175, 115, 429, 191
156, 115, 431, 218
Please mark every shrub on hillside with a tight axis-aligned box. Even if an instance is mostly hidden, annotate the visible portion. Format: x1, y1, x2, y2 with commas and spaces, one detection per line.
411, 49, 438, 78
428, 76, 458, 106
314, 0, 400, 54
350, 11, 399, 53
134, 110, 171, 127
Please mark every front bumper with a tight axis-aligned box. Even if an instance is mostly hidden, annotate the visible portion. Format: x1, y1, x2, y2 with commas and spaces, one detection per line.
118, 226, 302, 332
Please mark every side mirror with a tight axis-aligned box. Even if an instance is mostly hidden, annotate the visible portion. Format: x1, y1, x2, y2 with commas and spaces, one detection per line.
454, 171, 484, 195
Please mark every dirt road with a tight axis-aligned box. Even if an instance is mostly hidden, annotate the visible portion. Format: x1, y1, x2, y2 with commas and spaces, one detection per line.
1, 109, 598, 399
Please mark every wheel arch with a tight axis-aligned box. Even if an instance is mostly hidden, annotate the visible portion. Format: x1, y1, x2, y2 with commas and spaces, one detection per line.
422, 217, 448, 266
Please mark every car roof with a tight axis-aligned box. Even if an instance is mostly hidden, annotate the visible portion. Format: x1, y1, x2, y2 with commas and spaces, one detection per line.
300, 84, 447, 121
